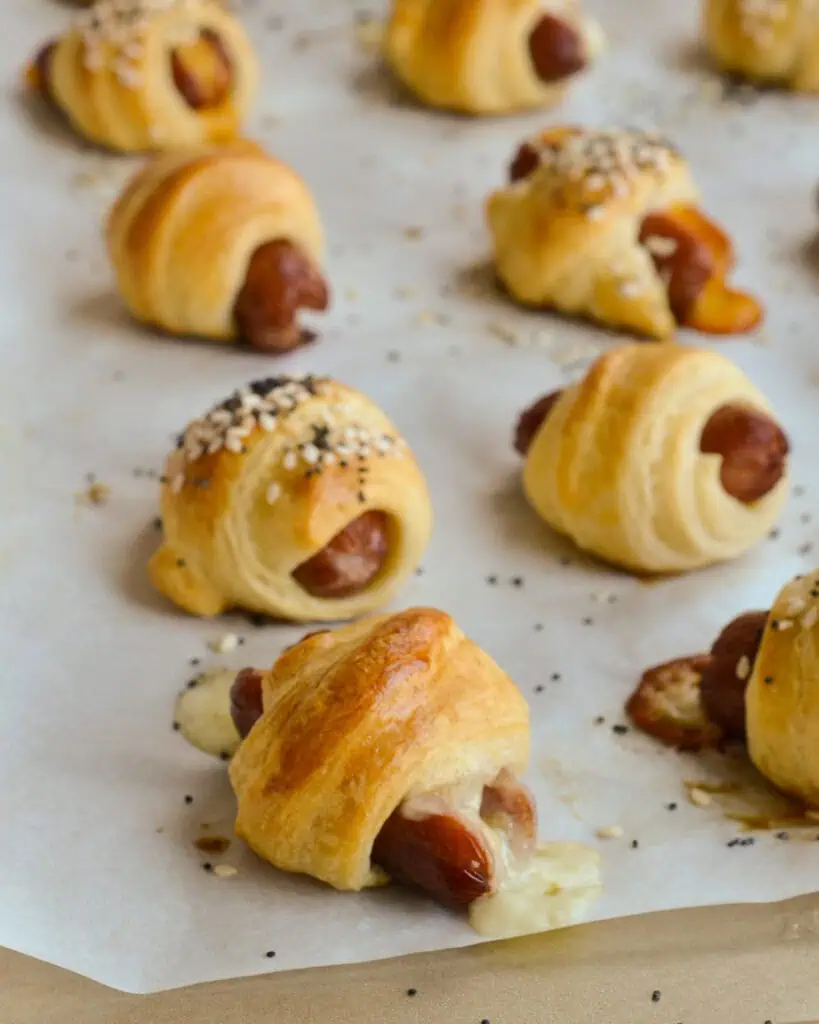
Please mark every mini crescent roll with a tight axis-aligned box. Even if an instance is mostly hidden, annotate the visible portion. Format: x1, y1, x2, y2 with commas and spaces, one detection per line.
229, 608, 601, 935
704, 0, 819, 91
25, 0, 258, 152
519, 344, 790, 574
149, 376, 433, 623
487, 126, 763, 339
384, 0, 603, 115
746, 573, 819, 806
106, 142, 329, 350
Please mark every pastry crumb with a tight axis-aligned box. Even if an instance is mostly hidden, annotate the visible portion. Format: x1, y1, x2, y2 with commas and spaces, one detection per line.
596, 824, 624, 840
404, 226, 424, 240
209, 633, 239, 654
687, 787, 712, 808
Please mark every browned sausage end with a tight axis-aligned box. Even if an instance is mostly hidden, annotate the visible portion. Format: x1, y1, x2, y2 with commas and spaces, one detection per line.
514, 390, 563, 456
700, 405, 789, 504
528, 15, 587, 84
234, 239, 330, 354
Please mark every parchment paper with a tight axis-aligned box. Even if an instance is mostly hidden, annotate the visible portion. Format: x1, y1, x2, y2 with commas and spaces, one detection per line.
3, 0, 819, 996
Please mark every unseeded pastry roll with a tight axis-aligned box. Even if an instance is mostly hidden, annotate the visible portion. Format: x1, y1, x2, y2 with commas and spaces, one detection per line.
25, 0, 258, 152
227, 607, 602, 937
384, 0, 603, 115
107, 142, 329, 352
515, 344, 790, 574
149, 375, 433, 623
704, 0, 819, 91
487, 126, 763, 340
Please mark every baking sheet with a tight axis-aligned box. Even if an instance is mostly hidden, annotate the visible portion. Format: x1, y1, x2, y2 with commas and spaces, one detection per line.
3, 0, 819, 996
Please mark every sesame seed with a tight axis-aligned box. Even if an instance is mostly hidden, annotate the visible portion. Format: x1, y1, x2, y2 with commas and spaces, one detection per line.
266, 482, 281, 505
516, 129, 680, 213
212, 864, 238, 878
688, 787, 712, 808
736, 656, 751, 680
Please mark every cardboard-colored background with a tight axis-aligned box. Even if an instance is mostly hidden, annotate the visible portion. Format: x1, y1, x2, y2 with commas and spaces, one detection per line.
4, 894, 819, 1022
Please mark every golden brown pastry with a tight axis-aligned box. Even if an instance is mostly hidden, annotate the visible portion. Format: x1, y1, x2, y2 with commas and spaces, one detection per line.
107, 142, 329, 351
25, 0, 258, 152
488, 126, 763, 339
149, 375, 433, 623
227, 608, 601, 936
516, 344, 790, 574
704, 0, 819, 91
384, 0, 603, 114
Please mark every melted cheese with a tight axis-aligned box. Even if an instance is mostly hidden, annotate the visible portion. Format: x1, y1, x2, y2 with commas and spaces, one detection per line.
174, 669, 241, 759
400, 778, 602, 938
469, 841, 602, 939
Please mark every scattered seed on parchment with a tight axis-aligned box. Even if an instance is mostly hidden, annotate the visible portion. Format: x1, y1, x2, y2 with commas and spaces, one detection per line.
596, 824, 624, 840
76, 481, 111, 507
